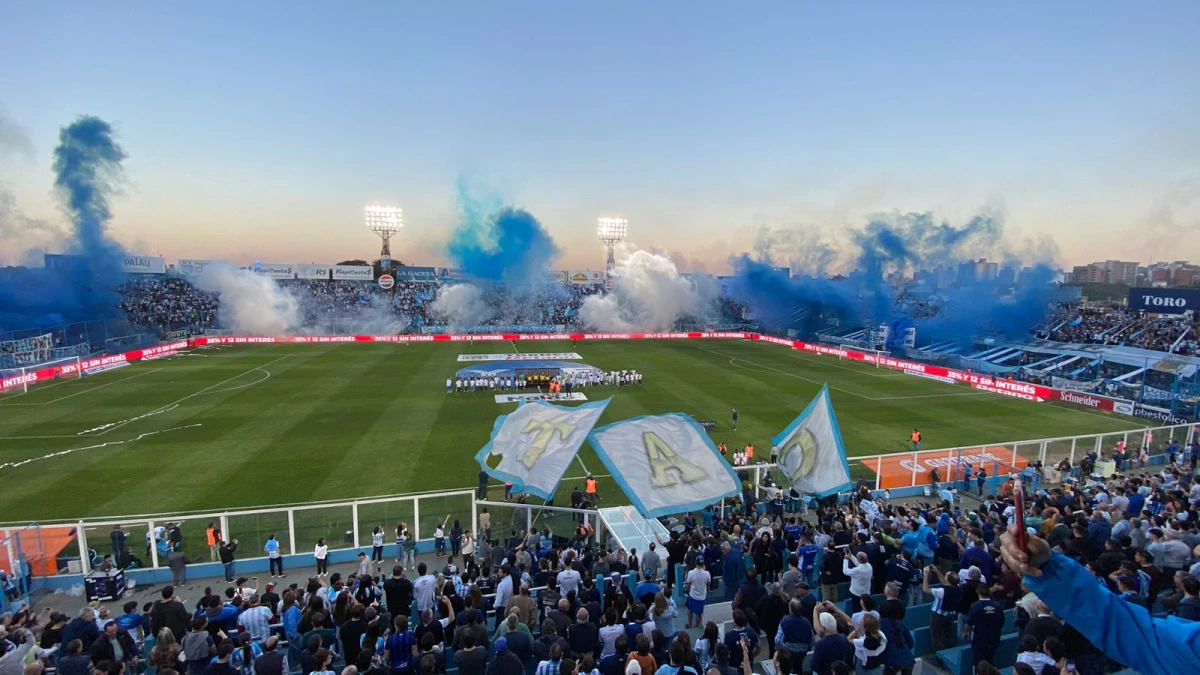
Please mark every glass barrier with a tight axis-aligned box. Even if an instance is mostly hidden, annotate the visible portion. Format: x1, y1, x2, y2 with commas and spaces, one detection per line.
355, 499, 415, 552
150, 517, 218, 567
1044, 437, 1075, 468
227, 512, 289, 559
414, 492, 473, 541
1015, 441, 1041, 466
293, 505, 356, 554
82, 523, 150, 570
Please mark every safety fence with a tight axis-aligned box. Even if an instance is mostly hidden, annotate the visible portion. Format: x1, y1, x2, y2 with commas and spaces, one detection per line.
845, 422, 1197, 491
0, 420, 1190, 615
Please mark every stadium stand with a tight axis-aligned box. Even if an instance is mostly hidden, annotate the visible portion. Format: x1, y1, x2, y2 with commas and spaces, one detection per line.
15, 442, 1198, 675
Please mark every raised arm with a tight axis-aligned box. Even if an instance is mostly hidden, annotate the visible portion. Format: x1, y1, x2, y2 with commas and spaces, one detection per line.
1001, 525, 1200, 675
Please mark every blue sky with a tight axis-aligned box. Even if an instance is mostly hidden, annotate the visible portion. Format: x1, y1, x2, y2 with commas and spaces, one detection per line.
1, 3, 1197, 271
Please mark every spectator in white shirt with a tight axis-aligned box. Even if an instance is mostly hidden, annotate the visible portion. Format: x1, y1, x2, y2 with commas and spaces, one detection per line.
557, 561, 582, 595
843, 551, 873, 613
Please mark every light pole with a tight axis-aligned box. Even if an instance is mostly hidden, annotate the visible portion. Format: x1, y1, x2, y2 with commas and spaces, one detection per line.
597, 217, 628, 279
365, 205, 404, 270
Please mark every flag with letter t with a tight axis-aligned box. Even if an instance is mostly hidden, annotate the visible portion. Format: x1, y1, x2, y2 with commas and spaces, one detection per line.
773, 383, 852, 497
475, 398, 610, 500
587, 413, 740, 518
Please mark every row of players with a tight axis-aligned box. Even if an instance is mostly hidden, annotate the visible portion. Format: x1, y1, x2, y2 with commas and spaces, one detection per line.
446, 369, 643, 393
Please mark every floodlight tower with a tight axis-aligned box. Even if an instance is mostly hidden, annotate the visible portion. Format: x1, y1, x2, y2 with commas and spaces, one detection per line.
597, 217, 628, 277
365, 205, 404, 270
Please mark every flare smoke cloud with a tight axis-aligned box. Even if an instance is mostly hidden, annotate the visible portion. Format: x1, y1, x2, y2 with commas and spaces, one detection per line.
446, 183, 561, 287
0, 116, 129, 332
194, 264, 300, 336
579, 244, 717, 332
733, 210, 1060, 346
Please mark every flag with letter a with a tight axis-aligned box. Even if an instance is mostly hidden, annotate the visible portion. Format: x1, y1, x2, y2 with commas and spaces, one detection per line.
587, 413, 740, 518
772, 383, 852, 497
475, 398, 610, 500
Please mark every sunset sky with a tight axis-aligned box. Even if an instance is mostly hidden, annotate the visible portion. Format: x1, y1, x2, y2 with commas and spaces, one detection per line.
2, 3, 1198, 273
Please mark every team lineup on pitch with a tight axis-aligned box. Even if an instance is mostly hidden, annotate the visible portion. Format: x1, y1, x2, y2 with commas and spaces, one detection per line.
0, 338, 1146, 523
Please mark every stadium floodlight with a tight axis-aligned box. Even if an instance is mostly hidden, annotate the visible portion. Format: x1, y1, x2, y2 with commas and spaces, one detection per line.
365, 205, 404, 270
597, 217, 628, 277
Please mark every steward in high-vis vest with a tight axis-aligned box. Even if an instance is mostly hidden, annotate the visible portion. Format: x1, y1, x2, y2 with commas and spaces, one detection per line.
911, 429, 922, 452
585, 474, 599, 502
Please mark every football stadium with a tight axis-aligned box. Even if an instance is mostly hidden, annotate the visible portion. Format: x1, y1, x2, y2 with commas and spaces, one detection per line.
4, 11, 1200, 675
0, 335, 1158, 523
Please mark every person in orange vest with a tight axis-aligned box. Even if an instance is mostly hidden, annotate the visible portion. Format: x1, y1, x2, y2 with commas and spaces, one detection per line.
718, 442, 727, 457
206, 523, 219, 561
911, 429, 922, 452
585, 473, 600, 503
745, 444, 754, 463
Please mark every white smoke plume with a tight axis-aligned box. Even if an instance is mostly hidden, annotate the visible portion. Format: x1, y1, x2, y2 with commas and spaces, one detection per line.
195, 264, 300, 335
430, 283, 495, 330
578, 244, 717, 331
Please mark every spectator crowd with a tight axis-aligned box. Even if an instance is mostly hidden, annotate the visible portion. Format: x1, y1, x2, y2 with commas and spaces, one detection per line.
6, 432, 1200, 675
1037, 306, 1198, 356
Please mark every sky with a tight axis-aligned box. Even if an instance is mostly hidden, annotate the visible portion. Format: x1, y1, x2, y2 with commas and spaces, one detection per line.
1, 3, 1198, 273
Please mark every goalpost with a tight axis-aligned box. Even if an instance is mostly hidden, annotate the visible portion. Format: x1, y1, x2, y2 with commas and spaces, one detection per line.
0, 334, 83, 395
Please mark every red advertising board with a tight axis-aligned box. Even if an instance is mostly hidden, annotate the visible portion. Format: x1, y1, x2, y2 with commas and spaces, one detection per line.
752, 335, 1134, 414
1, 340, 188, 392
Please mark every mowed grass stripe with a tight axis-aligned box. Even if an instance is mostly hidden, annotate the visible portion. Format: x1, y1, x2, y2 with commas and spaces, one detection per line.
138, 345, 389, 513
0, 347, 320, 519
312, 345, 450, 499
0, 351, 268, 437
0, 340, 1157, 522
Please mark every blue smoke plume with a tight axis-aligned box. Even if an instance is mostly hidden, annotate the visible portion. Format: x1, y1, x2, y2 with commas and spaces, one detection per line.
734, 210, 1057, 348
446, 183, 561, 287
728, 257, 861, 336
0, 116, 128, 333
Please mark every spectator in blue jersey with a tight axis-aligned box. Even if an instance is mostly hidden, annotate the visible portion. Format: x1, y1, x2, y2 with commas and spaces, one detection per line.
635, 570, 661, 607
775, 599, 814, 671
961, 585, 1005, 666
797, 536, 820, 586
1000, 524, 1200, 675
958, 529, 996, 580
264, 534, 283, 577
721, 542, 747, 598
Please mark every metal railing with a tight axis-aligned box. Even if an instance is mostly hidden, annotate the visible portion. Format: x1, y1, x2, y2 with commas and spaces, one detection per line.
3, 423, 1195, 582
847, 422, 1198, 491
0, 489, 475, 578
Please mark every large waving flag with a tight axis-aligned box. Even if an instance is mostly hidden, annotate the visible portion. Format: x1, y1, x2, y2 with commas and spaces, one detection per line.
475, 399, 610, 500
773, 384, 852, 497
587, 413, 740, 518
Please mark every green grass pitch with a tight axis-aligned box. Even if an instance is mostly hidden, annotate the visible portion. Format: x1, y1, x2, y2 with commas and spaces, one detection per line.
0, 339, 1147, 533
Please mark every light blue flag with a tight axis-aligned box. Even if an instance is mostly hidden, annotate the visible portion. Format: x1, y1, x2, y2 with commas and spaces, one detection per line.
772, 384, 852, 497
587, 413, 740, 518
475, 398, 610, 500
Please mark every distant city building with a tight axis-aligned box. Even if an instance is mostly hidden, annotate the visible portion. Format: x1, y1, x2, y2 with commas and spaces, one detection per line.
1069, 259, 1139, 284
956, 258, 999, 284
1141, 260, 1197, 287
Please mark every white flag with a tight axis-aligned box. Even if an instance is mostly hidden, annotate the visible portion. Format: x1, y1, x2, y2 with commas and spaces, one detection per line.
587, 413, 740, 518
475, 399, 610, 500
772, 384, 852, 497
